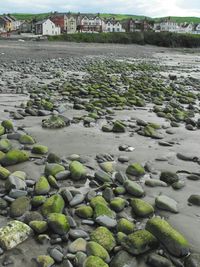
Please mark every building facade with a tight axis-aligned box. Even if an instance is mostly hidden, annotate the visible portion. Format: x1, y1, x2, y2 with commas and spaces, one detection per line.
49, 13, 67, 32
35, 19, 61, 36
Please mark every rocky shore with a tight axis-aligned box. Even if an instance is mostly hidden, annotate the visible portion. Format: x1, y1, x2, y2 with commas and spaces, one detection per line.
0, 41, 200, 267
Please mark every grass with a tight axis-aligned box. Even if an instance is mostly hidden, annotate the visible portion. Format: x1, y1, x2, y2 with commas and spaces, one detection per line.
3, 13, 200, 24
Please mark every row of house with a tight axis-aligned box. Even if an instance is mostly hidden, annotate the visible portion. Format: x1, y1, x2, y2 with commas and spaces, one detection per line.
1, 13, 200, 36
154, 18, 200, 34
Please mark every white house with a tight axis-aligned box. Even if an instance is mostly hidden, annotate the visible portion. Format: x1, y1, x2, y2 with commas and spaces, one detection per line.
104, 19, 125, 32
178, 23, 194, 34
194, 24, 200, 34
77, 15, 103, 32
154, 18, 179, 32
35, 19, 61, 36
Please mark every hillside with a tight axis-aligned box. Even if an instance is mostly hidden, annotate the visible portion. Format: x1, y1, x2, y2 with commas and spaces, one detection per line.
4, 13, 200, 24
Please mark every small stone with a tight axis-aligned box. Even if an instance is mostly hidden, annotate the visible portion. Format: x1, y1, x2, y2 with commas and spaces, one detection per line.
69, 238, 87, 253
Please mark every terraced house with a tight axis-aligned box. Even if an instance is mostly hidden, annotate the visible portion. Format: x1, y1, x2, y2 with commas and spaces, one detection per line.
49, 12, 67, 32
77, 14, 103, 32
66, 14, 77, 33
104, 19, 125, 32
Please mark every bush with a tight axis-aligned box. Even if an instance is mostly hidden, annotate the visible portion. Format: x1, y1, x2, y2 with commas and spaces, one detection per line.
48, 31, 200, 48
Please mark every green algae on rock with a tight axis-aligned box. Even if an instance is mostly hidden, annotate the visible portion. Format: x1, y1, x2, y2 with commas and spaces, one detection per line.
146, 217, 190, 257
86, 241, 110, 263
19, 134, 35, 145
35, 176, 50, 195
1, 120, 14, 132
75, 205, 93, 219
0, 166, 10, 180
83, 256, 109, 267
90, 226, 116, 252
47, 213, 70, 235
10, 196, 30, 218
130, 198, 154, 217
122, 230, 158, 255
42, 115, 66, 129
31, 144, 49, 154
0, 139, 12, 153
126, 163, 145, 177
29, 221, 48, 234
69, 160, 87, 180
44, 163, 65, 177
0, 125, 5, 136
117, 218, 135, 234
124, 180, 144, 197
36, 255, 55, 267
42, 194, 65, 217
1, 149, 29, 166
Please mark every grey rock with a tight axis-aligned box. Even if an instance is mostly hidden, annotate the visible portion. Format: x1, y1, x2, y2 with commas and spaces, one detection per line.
155, 195, 178, 213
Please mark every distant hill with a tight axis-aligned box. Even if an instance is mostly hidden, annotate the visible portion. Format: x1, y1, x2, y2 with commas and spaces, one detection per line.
4, 13, 200, 24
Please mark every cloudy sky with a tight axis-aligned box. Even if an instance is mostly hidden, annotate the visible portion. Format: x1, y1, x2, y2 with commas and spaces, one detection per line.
0, 0, 200, 17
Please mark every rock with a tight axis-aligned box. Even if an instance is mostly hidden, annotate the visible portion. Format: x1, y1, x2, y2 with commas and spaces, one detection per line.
86, 241, 110, 263
47, 213, 70, 235
1, 120, 14, 133
74, 251, 87, 267
94, 203, 116, 219
102, 124, 112, 132
95, 215, 117, 228
31, 196, 47, 208
75, 205, 93, 219
90, 196, 108, 208
146, 217, 190, 257
83, 256, 108, 267
69, 238, 87, 253
24, 211, 43, 224
36, 255, 55, 267
94, 170, 112, 183
1, 149, 29, 166
124, 180, 144, 197
69, 229, 89, 239
29, 221, 48, 234
44, 163, 65, 177
0, 166, 10, 180
145, 179, 168, 187
0, 139, 12, 153
47, 153, 61, 164
9, 189, 27, 198
70, 194, 85, 207
42, 194, 65, 217
49, 247, 64, 263
131, 198, 154, 217
188, 195, 200, 206
160, 171, 179, 185
90, 226, 116, 252
99, 162, 115, 173
118, 156, 129, 163
5, 175, 27, 191
0, 125, 5, 136
110, 250, 137, 267
35, 176, 50, 195
110, 197, 126, 212
155, 195, 178, 213
103, 187, 114, 202
184, 253, 200, 267
69, 161, 87, 181
187, 174, 200, 181
0, 198, 8, 209
117, 218, 135, 234
147, 253, 173, 267
32, 145, 48, 154
19, 134, 35, 145
122, 230, 158, 255
172, 180, 185, 190
126, 163, 145, 177
10, 196, 30, 217
42, 115, 66, 129
112, 121, 126, 133
0, 220, 32, 250
47, 175, 59, 189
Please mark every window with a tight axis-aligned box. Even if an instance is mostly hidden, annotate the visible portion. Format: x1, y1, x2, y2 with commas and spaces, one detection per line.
117, 28, 120, 32
108, 27, 110, 31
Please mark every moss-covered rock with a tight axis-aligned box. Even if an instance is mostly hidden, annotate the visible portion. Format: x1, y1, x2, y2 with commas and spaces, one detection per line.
29, 220, 48, 234
19, 134, 35, 145
126, 163, 145, 177
110, 197, 126, 212
31, 144, 48, 154
112, 120, 126, 133
90, 196, 108, 208
75, 205, 93, 219
99, 162, 115, 173
11, 171, 26, 180
117, 218, 135, 234
0, 166, 10, 180
124, 180, 144, 197
42, 194, 65, 217
86, 241, 110, 263
160, 171, 179, 185
90, 226, 116, 252
47, 175, 59, 189
35, 176, 50, 195
122, 230, 158, 255
1, 149, 29, 166
36, 255, 55, 267
10, 196, 30, 217
1, 120, 14, 132
47, 213, 70, 235
69, 160, 87, 180
83, 256, 109, 267
42, 115, 66, 129
0, 151, 5, 161
0, 126, 5, 136
94, 203, 116, 219
0, 139, 12, 153
131, 198, 154, 217
44, 163, 65, 177
146, 217, 190, 257
31, 196, 47, 208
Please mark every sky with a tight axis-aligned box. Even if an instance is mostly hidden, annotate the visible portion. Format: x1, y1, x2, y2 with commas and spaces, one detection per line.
0, 0, 200, 17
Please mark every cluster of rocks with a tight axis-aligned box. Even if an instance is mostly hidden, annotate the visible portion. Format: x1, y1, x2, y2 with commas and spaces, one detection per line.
0, 118, 200, 266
